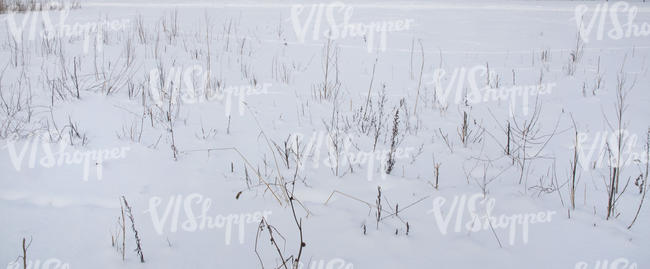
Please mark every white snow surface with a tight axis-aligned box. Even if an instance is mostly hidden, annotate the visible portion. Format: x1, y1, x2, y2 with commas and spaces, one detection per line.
0, 0, 649, 268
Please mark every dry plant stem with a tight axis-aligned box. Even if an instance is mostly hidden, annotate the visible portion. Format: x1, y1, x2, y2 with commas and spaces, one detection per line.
434, 157, 441, 190
409, 38, 414, 79
363, 58, 377, 119
21, 237, 31, 269
606, 71, 633, 219
324, 190, 373, 208
254, 218, 291, 269
606, 146, 617, 220
267, 221, 289, 269
379, 195, 430, 221
439, 128, 454, 153
376, 186, 382, 229
253, 222, 265, 269
386, 106, 401, 174
181, 147, 283, 206
552, 161, 566, 207
413, 40, 424, 115
570, 115, 579, 210
122, 196, 145, 263
121, 201, 126, 261
506, 121, 511, 156
323, 190, 414, 225
287, 186, 306, 269
322, 38, 332, 99
487, 219, 503, 248
628, 128, 649, 229
246, 104, 291, 202
459, 111, 468, 146
511, 98, 561, 186
22, 238, 26, 269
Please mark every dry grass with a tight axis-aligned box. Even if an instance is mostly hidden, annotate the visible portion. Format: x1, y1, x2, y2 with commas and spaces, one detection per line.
0, 0, 79, 14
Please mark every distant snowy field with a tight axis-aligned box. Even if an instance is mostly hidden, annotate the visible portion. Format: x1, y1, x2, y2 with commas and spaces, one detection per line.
0, 0, 649, 268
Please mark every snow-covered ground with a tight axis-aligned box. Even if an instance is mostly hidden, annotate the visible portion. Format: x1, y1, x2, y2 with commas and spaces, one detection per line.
0, 0, 649, 268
